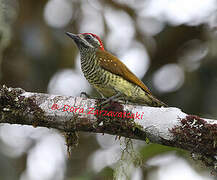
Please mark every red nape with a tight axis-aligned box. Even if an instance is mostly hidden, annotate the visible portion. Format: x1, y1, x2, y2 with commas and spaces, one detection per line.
81, 33, 104, 50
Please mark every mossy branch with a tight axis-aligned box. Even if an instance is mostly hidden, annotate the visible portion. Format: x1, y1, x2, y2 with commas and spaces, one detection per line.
1, 85, 217, 171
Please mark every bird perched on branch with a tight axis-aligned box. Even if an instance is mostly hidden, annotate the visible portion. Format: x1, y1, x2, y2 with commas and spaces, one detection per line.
66, 32, 167, 107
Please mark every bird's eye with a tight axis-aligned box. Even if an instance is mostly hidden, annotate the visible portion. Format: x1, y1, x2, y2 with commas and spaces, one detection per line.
85, 35, 92, 40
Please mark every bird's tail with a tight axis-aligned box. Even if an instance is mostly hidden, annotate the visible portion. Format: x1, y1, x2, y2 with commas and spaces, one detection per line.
146, 94, 168, 107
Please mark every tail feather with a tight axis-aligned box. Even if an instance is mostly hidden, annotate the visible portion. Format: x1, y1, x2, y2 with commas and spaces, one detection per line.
146, 94, 168, 107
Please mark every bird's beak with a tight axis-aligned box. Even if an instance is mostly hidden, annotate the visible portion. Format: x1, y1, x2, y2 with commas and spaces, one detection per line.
65, 32, 81, 46
65, 32, 77, 39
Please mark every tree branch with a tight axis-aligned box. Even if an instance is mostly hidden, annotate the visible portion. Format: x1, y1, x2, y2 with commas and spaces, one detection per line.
0, 85, 217, 171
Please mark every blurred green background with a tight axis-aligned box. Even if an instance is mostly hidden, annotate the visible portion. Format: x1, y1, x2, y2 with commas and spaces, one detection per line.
0, 0, 217, 179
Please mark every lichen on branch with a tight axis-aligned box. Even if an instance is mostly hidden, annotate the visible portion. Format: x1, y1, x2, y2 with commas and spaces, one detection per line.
1, 85, 217, 172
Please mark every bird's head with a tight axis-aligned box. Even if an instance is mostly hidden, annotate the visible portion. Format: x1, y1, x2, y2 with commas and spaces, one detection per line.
66, 32, 104, 51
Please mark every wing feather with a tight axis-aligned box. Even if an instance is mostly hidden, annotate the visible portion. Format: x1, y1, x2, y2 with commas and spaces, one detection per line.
96, 50, 151, 94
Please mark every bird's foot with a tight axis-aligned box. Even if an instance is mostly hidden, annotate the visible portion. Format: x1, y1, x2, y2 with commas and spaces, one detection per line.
99, 92, 122, 107
80, 91, 90, 98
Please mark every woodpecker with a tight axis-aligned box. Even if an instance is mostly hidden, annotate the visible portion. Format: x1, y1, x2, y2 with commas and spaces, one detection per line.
66, 32, 167, 107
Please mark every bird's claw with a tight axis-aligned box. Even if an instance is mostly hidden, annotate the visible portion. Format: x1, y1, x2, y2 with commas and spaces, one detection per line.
80, 92, 90, 98
98, 92, 122, 107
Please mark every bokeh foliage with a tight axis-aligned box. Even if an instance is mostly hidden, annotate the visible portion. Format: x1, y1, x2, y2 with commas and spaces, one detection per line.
1, 0, 217, 179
